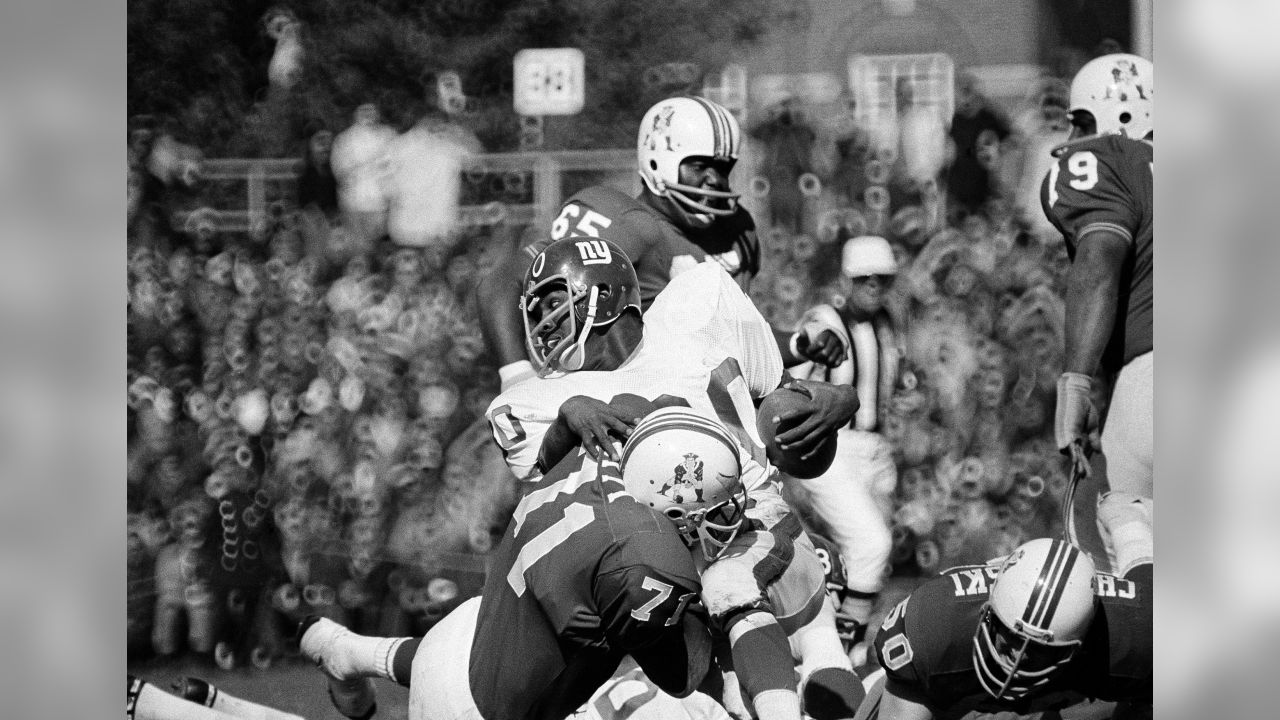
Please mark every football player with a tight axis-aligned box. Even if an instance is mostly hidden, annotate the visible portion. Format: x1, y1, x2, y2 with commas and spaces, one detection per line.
485, 237, 860, 720
298, 440, 718, 720
1041, 54, 1153, 575
486, 237, 861, 720
621, 407, 865, 720
476, 95, 844, 393
869, 538, 1152, 720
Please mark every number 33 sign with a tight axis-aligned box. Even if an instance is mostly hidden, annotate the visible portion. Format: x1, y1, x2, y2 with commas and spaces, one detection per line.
514, 48, 585, 116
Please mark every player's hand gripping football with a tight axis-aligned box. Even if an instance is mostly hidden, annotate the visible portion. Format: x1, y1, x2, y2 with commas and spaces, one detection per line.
794, 329, 847, 368
1054, 372, 1099, 478
772, 377, 859, 460
557, 395, 641, 462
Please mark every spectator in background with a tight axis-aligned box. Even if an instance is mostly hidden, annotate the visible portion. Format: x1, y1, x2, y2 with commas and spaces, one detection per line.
946, 73, 1011, 219
750, 97, 817, 233
814, 93, 874, 211
895, 78, 949, 206
330, 103, 396, 254
1008, 78, 1072, 239
297, 128, 339, 218
385, 109, 481, 250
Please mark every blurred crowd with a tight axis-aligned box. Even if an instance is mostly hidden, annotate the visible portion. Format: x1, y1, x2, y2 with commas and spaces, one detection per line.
127, 69, 1089, 670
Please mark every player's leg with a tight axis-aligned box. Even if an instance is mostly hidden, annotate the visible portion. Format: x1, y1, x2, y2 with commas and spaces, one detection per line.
700, 486, 805, 720
1100, 352, 1153, 498
408, 596, 485, 719
128, 675, 241, 720
297, 614, 415, 719
1097, 351, 1153, 571
799, 429, 894, 664
1096, 492, 1153, 577
173, 677, 307, 720
775, 535, 865, 720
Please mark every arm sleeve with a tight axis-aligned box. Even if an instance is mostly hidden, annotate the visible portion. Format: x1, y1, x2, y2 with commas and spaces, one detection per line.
487, 391, 556, 482
874, 596, 936, 708
1044, 145, 1140, 247
714, 266, 785, 399
595, 560, 710, 696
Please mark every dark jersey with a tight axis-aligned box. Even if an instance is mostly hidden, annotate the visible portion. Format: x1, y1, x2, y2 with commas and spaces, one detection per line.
873, 562, 1152, 719
529, 185, 760, 309
1041, 134, 1154, 372
468, 451, 705, 720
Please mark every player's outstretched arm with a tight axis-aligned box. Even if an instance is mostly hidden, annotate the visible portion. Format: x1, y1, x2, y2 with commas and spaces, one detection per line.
631, 608, 715, 699
537, 395, 641, 472
770, 377, 859, 458
476, 246, 538, 389
774, 325, 847, 368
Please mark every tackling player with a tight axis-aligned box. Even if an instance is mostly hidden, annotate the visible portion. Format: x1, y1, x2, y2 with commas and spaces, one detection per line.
622, 407, 865, 720
299, 441, 717, 720
869, 538, 1152, 720
487, 237, 861, 720
476, 95, 844, 392
1041, 54, 1153, 574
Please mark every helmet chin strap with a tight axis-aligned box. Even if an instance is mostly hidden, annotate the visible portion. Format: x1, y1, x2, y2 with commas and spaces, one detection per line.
561, 286, 600, 372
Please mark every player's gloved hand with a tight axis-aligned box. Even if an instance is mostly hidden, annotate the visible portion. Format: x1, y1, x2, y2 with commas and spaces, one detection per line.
1055, 372, 1099, 477
557, 395, 641, 462
773, 378, 859, 459
792, 329, 847, 368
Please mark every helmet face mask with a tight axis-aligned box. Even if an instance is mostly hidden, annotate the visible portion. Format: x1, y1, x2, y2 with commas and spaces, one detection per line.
971, 539, 1097, 701
663, 493, 746, 562
638, 97, 742, 226
621, 407, 749, 562
521, 239, 640, 375
973, 604, 1082, 700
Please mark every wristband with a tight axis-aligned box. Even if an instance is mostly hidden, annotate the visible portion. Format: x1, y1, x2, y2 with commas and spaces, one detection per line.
1058, 371, 1094, 392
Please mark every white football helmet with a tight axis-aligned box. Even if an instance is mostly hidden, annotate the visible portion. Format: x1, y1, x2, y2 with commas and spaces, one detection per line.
1069, 53, 1153, 139
973, 538, 1097, 700
637, 96, 741, 218
620, 406, 747, 562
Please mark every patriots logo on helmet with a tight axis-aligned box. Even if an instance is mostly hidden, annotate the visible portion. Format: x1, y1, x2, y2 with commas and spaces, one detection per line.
1105, 59, 1148, 101
645, 105, 677, 153
659, 453, 705, 504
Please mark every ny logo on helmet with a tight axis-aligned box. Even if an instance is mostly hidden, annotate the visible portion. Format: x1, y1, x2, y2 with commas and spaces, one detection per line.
575, 240, 613, 265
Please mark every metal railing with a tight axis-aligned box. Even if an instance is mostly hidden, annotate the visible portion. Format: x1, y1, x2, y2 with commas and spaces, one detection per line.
174, 149, 636, 237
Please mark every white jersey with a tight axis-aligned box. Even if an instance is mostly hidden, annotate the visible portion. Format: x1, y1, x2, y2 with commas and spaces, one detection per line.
486, 262, 783, 491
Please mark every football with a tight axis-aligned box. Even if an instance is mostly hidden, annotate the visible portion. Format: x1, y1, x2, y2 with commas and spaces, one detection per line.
756, 386, 838, 479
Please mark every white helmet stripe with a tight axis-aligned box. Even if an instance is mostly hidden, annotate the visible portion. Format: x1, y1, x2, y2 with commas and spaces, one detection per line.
623, 410, 742, 475
1022, 541, 1078, 632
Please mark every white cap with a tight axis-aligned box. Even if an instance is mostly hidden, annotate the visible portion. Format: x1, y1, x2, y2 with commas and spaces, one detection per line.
841, 235, 897, 277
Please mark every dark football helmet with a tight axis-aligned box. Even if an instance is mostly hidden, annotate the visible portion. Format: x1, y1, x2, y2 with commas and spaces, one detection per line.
521, 237, 641, 374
